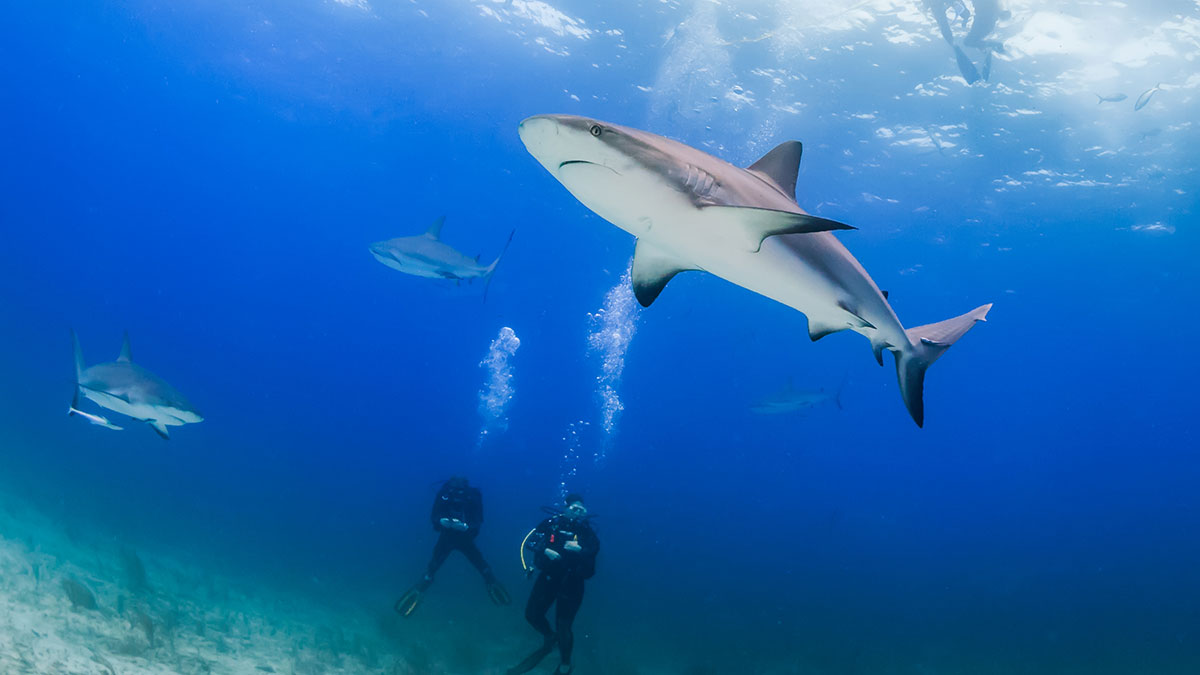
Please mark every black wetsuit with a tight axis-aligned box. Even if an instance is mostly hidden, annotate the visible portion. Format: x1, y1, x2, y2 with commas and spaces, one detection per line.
418, 483, 496, 590
523, 515, 599, 668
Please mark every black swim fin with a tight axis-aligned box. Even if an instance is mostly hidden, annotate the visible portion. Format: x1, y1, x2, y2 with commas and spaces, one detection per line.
487, 580, 512, 606
506, 635, 556, 675
394, 587, 423, 618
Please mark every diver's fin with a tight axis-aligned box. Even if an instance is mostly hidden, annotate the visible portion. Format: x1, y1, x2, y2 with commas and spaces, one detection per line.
147, 420, 170, 440
487, 580, 512, 606
394, 587, 424, 618
483, 229, 515, 303
631, 239, 694, 307
953, 45, 981, 84
118, 332, 132, 363
699, 205, 854, 253
881, 290, 889, 300
506, 636, 557, 675
71, 329, 85, 382
895, 304, 992, 427
424, 216, 446, 239
746, 141, 802, 201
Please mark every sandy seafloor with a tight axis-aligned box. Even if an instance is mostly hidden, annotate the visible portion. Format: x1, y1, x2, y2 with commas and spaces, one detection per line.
0, 486, 548, 675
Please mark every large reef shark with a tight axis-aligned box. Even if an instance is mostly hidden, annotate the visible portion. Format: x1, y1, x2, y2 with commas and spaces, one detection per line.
518, 115, 991, 427
370, 216, 514, 296
71, 331, 203, 439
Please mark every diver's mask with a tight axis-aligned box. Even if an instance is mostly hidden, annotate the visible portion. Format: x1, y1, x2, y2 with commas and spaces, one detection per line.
565, 502, 588, 520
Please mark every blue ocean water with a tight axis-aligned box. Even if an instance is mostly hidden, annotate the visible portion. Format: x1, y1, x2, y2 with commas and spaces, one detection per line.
1, 0, 1198, 673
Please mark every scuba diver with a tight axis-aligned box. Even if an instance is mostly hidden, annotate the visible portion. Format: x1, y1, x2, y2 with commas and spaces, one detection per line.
394, 476, 511, 617
923, 0, 1009, 84
507, 493, 600, 675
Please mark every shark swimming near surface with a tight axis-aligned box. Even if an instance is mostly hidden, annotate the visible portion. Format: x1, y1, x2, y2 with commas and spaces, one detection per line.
1096, 93, 1127, 104
518, 115, 992, 427
370, 216, 514, 297
751, 378, 843, 416
71, 331, 203, 439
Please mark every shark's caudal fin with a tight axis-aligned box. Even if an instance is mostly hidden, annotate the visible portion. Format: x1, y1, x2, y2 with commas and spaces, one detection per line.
482, 230, 516, 302
424, 216, 447, 239
894, 304, 992, 427
71, 329, 85, 382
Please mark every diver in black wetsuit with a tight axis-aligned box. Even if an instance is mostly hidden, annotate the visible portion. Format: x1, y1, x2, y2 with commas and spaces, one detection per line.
507, 493, 599, 675
394, 476, 511, 617
923, 0, 1009, 84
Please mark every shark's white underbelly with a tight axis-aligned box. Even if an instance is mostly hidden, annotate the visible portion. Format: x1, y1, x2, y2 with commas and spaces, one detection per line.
82, 389, 186, 426
650, 217, 909, 349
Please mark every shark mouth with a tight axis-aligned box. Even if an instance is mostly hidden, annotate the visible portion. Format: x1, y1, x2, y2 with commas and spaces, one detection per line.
558, 159, 620, 175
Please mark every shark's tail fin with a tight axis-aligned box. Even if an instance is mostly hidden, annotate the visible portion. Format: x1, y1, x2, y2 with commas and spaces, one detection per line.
483, 229, 516, 303
895, 304, 992, 427
71, 329, 85, 383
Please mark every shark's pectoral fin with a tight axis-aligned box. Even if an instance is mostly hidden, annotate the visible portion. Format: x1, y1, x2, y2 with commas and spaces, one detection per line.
837, 300, 876, 330
631, 239, 696, 308
699, 206, 854, 252
147, 420, 170, 440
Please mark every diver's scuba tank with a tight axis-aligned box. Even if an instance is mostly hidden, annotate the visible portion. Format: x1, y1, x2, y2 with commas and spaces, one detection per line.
520, 508, 590, 577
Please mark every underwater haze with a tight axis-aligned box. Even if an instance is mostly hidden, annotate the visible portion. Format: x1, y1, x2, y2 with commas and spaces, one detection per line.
2, 0, 1199, 673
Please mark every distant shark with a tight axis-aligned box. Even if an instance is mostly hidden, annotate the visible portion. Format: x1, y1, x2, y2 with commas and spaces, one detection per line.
71, 331, 203, 439
370, 216, 514, 296
518, 115, 991, 427
751, 378, 843, 416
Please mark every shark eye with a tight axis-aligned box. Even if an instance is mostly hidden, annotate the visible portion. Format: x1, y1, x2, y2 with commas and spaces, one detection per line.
589, 124, 603, 137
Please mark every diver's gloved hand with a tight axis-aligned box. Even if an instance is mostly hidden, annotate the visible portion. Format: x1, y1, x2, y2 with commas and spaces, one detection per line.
544, 548, 560, 560
563, 540, 581, 553
449, 518, 470, 531
438, 517, 453, 529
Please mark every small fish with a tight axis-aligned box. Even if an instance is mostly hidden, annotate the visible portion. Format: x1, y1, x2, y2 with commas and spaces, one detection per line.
1095, 93, 1127, 104
1134, 84, 1160, 111
69, 406, 123, 431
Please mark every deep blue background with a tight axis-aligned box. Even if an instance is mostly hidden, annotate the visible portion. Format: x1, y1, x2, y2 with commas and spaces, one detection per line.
1, 1, 1198, 672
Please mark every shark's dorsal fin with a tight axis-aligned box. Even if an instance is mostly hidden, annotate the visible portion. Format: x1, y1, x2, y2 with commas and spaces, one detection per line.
425, 216, 446, 239
631, 239, 695, 308
118, 332, 132, 363
71, 329, 85, 381
746, 141, 803, 201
